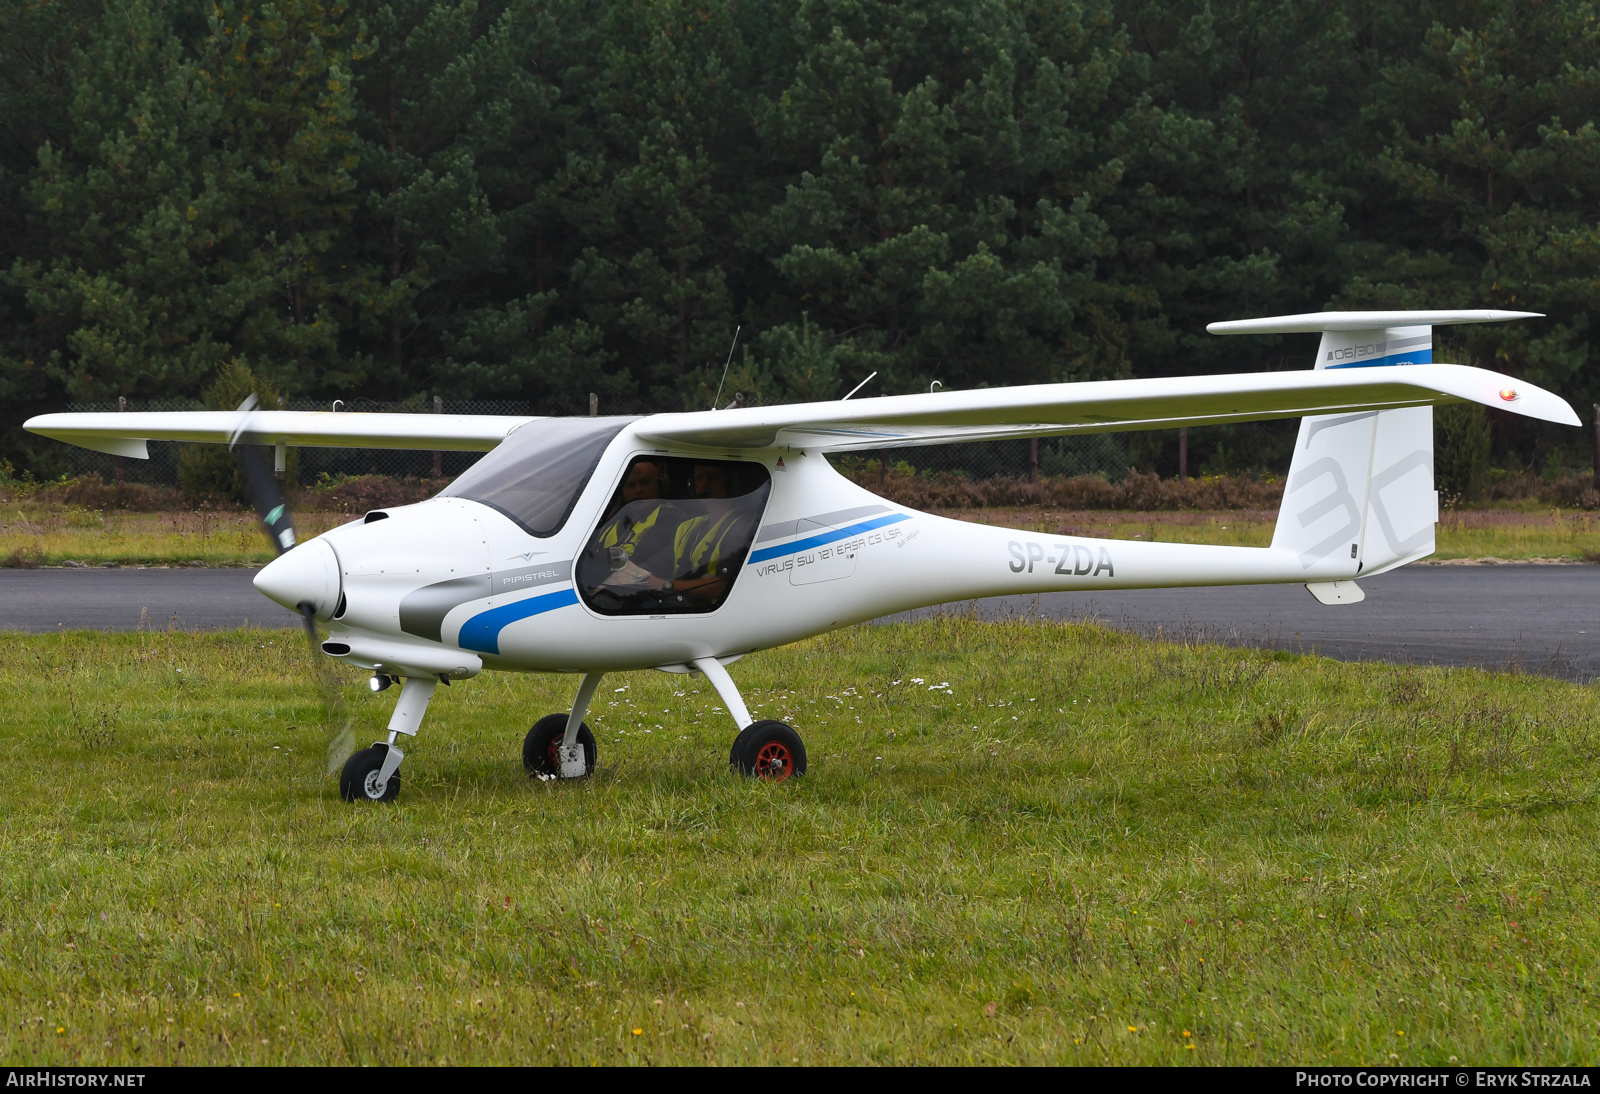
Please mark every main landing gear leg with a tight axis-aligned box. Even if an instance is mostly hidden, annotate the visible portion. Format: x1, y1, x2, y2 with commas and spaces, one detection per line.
523, 672, 602, 780
341, 675, 437, 802
560, 672, 605, 778
692, 657, 807, 783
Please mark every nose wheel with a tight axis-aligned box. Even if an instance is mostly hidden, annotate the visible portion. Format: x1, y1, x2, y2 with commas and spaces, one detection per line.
340, 743, 402, 802
730, 720, 806, 782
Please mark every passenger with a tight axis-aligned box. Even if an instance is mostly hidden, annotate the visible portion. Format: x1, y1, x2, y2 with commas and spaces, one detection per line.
594, 459, 678, 587
669, 464, 753, 603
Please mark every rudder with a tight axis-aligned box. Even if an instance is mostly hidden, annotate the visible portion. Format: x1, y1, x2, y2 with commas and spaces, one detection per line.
1272, 407, 1438, 577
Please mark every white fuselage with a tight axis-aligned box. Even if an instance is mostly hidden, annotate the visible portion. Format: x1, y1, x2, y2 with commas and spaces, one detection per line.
279, 424, 1366, 680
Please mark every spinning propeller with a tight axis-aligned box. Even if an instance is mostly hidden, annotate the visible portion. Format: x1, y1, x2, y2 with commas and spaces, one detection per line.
228, 396, 355, 772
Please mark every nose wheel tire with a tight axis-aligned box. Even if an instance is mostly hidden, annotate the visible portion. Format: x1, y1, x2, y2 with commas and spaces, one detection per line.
524, 713, 597, 778
730, 720, 806, 782
340, 744, 401, 803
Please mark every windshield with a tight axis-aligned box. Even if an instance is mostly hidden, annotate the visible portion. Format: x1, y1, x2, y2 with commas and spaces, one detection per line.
439, 417, 634, 537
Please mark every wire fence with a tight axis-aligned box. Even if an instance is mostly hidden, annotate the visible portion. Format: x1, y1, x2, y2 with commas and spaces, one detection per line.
56, 397, 1131, 487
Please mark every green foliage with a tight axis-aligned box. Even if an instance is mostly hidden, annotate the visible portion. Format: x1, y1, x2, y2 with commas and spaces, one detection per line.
1436, 403, 1494, 504
176, 360, 295, 500
2, 0, 1599, 475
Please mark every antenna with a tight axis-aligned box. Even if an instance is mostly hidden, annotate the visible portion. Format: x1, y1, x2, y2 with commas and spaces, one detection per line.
841, 371, 877, 401
711, 326, 741, 410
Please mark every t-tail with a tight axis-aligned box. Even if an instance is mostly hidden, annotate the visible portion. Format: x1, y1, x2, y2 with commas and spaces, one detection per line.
1209, 310, 1541, 599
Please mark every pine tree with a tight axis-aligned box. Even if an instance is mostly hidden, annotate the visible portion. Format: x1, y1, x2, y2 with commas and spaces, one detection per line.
749, 0, 1144, 396
1355, 0, 1600, 462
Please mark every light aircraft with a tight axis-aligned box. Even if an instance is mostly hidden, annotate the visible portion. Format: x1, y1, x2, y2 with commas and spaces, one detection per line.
26, 309, 1579, 801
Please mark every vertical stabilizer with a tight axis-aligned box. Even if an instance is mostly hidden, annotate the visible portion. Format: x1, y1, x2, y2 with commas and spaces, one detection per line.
1272, 406, 1437, 576
1315, 324, 1432, 369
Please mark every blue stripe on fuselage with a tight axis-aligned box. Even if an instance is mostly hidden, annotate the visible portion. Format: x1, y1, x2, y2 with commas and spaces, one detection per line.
459, 587, 578, 655
1326, 349, 1433, 369
746, 513, 911, 565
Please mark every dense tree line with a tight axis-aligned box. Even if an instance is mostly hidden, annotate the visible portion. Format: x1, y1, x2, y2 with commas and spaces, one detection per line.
2, 0, 1596, 475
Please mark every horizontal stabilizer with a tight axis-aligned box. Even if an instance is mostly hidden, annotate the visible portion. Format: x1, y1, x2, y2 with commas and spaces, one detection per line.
1209, 308, 1543, 373
1207, 310, 1541, 334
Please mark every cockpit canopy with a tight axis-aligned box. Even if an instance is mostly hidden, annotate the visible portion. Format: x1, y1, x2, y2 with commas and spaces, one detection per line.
438, 417, 634, 536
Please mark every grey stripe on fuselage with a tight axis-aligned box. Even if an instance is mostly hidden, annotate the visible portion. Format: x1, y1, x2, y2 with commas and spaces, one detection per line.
755, 505, 893, 544
399, 561, 573, 643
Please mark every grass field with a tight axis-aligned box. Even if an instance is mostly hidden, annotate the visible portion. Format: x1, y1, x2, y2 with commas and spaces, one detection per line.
2, 618, 1596, 1065
3, 503, 1599, 567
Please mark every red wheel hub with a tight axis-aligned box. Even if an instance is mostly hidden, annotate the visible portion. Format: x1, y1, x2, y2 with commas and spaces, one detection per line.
753, 740, 793, 781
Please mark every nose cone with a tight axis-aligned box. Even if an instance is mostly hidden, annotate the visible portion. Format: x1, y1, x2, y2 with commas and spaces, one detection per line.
254, 538, 341, 618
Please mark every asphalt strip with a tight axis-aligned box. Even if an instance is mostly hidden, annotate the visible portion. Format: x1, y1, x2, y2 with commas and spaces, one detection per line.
1, 563, 1595, 683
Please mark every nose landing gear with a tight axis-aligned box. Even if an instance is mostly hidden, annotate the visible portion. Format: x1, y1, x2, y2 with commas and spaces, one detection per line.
340, 743, 402, 802
340, 675, 437, 803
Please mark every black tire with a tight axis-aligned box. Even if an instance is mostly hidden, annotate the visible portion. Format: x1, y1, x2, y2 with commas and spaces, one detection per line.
729, 720, 806, 782
523, 713, 597, 778
340, 743, 401, 803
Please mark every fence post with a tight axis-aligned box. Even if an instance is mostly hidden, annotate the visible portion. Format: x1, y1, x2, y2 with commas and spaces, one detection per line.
1028, 437, 1038, 484
589, 392, 599, 417
1178, 426, 1188, 482
433, 395, 442, 479
1593, 404, 1599, 489
116, 396, 126, 487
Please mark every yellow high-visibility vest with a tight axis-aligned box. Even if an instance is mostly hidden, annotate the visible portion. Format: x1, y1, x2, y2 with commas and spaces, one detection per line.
599, 503, 671, 557
673, 508, 748, 577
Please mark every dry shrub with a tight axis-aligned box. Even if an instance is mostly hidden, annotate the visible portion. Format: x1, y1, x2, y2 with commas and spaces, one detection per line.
302, 474, 448, 513
1477, 471, 1600, 510
16, 475, 182, 512
1540, 474, 1600, 510
1387, 670, 1426, 706
842, 467, 1285, 511
4, 545, 42, 568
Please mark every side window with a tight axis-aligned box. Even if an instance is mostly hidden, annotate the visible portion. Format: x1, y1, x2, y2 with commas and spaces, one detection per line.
576, 456, 771, 616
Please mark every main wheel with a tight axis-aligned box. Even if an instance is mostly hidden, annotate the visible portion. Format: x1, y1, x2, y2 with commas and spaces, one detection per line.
729, 720, 806, 782
340, 743, 401, 803
523, 713, 597, 778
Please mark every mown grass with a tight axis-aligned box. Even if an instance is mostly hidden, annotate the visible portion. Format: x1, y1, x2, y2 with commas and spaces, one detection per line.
7, 504, 1596, 567
1, 619, 1597, 1065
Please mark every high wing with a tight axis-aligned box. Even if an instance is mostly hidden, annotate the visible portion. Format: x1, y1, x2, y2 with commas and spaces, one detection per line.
22, 410, 542, 459
635, 363, 1579, 452
24, 362, 1577, 459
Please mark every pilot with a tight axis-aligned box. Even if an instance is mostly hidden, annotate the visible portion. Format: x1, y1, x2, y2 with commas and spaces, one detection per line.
668, 464, 752, 603
594, 458, 678, 585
